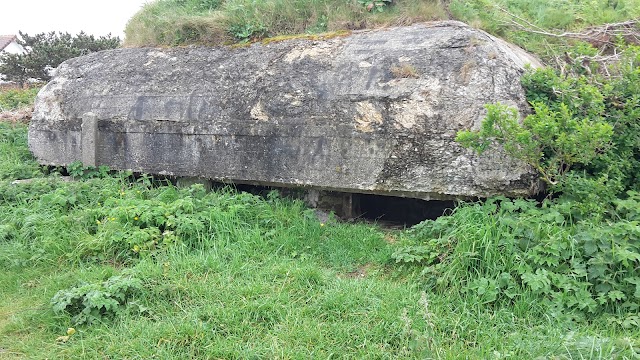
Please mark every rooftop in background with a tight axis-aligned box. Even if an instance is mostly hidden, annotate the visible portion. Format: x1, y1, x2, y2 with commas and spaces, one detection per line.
0, 35, 17, 52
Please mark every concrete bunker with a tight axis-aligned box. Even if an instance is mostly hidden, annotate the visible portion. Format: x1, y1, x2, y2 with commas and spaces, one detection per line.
29, 21, 543, 210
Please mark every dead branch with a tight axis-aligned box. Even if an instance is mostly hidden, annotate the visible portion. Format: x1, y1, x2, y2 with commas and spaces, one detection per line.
494, 5, 640, 49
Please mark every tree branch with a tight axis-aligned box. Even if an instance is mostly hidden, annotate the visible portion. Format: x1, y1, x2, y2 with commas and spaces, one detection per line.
494, 5, 639, 47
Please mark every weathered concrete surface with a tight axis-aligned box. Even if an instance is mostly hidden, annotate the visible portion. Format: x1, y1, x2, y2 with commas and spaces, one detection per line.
30, 21, 542, 200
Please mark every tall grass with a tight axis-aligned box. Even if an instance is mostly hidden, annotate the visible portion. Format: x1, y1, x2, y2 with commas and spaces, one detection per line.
0, 123, 41, 180
124, 0, 640, 64
124, 0, 446, 46
1, 123, 638, 357
451, 0, 640, 32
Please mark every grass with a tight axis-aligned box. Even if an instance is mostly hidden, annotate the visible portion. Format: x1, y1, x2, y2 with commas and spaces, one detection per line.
0, 122, 41, 180
0, 87, 40, 112
124, 0, 640, 64
124, 0, 446, 46
1, 119, 639, 358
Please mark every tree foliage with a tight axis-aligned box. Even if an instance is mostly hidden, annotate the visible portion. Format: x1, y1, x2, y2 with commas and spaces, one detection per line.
456, 101, 613, 186
0, 31, 120, 85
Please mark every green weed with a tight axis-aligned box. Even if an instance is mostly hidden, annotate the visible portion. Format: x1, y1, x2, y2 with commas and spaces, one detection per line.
67, 161, 111, 180
358, 0, 393, 13
51, 273, 144, 325
0, 123, 42, 179
393, 196, 640, 318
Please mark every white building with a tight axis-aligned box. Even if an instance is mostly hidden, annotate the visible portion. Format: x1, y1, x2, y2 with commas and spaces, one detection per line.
0, 35, 26, 84
0, 35, 25, 55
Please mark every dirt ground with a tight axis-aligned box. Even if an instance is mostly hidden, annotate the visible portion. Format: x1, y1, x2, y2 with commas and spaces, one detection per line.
0, 107, 31, 123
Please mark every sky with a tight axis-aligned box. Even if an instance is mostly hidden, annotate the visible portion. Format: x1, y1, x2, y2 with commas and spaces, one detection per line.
0, 0, 150, 40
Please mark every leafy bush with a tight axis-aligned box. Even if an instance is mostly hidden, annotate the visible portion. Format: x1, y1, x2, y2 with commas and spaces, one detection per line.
458, 46, 640, 192
395, 45, 640, 322
51, 274, 143, 325
393, 196, 640, 320
456, 101, 613, 186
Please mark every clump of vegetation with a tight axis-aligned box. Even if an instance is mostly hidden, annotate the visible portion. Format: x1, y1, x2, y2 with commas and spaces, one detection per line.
451, 0, 640, 34
390, 63, 419, 78
124, 0, 446, 45
358, 0, 393, 13
51, 274, 144, 325
450, 0, 640, 61
393, 194, 640, 323
458, 45, 640, 194
0, 122, 41, 179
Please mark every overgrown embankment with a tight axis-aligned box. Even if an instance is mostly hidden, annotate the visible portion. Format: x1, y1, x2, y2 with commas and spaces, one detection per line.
124, 0, 446, 46
124, 0, 640, 62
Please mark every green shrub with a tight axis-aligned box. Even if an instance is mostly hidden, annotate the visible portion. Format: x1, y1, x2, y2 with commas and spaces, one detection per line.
51, 274, 144, 325
397, 45, 640, 321
393, 196, 640, 320
456, 101, 613, 186
458, 46, 640, 193
521, 46, 640, 193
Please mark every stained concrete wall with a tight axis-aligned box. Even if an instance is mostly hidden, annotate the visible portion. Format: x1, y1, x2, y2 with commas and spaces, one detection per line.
29, 21, 542, 200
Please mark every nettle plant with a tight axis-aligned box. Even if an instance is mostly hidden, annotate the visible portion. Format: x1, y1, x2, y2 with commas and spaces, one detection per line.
393, 195, 640, 322
67, 161, 111, 180
51, 274, 144, 325
77, 181, 286, 263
